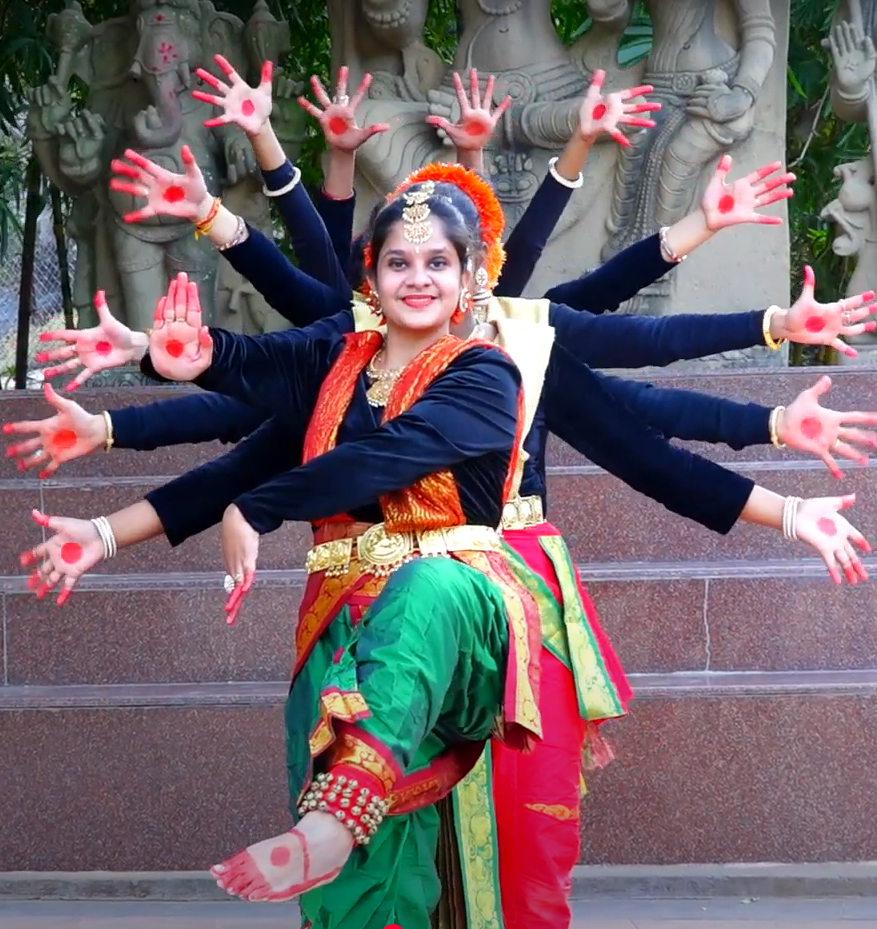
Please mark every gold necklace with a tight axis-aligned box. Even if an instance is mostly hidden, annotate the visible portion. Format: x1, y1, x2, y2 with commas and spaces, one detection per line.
366, 350, 403, 407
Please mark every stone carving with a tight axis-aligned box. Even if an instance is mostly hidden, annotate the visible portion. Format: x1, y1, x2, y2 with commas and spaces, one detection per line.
334, 0, 789, 340
821, 158, 877, 354
825, 1, 877, 360
27, 0, 302, 335
597, 0, 777, 314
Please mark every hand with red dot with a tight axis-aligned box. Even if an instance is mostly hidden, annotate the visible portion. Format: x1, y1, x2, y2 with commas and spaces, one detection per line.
148, 272, 213, 381
193, 54, 274, 137
33, 290, 141, 391
110, 145, 209, 223
299, 66, 389, 152
576, 69, 660, 146
776, 265, 877, 357
779, 375, 877, 478
701, 154, 794, 231
795, 495, 870, 585
3, 383, 106, 477
425, 69, 511, 152
21, 508, 105, 606
220, 503, 259, 624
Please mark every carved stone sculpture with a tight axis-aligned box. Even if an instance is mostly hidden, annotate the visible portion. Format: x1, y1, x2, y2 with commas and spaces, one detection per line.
825, 1, 877, 361
27, 0, 301, 334
596, 0, 777, 314
332, 0, 789, 347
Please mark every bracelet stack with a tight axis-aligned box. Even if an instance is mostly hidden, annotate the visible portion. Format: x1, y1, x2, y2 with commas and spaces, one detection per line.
91, 516, 118, 560
547, 157, 583, 190
101, 411, 115, 452
768, 406, 786, 448
215, 214, 248, 252
782, 496, 802, 541
658, 226, 686, 264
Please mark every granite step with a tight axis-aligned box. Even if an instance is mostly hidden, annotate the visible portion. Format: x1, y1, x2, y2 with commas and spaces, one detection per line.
3, 561, 874, 686
2, 671, 876, 870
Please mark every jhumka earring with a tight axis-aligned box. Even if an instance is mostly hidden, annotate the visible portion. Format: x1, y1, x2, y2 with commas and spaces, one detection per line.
470, 267, 491, 324
451, 287, 473, 325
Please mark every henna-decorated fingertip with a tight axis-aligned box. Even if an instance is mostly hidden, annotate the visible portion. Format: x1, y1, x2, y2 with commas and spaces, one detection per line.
20, 551, 36, 566
803, 265, 815, 287
31, 509, 51, 527
56, 588, 71, 607
2, 423, 13, 434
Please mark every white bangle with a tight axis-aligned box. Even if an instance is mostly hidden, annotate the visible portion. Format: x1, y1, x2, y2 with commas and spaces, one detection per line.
547, 157, 584, 189
262, 165, 301, 198
91, 516, 118, 560
782, 496, 802, 542
101, 411, 114, 452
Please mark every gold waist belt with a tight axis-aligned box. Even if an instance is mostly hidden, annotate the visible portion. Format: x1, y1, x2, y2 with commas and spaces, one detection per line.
501, 495, 545, 531
305, 522, 502, 577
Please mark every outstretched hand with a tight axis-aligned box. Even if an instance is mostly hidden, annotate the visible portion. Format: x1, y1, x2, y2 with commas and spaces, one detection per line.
779, 266, 877, 357
779, 375, 877, 479
577, 69, 660, 146
21, 508, 106, 605
194, 54, 274, 136
795, 495, 870, 585
701, 154, 794, 230
425, 69, 511, 152
34, 290, 138, 391
221, 504, 258, 624
299, 66, 388, 151
110, 145, 209, 223
3, 383, 105, 477
148, 272, 213, 381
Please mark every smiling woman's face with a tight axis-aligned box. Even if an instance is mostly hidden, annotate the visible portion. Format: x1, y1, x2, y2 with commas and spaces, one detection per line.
372, 218, 471, 334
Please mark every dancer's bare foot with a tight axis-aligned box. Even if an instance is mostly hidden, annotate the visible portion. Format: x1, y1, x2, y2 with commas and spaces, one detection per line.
211, 811, 354, 902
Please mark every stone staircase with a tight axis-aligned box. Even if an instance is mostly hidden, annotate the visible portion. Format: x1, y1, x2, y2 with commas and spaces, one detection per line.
1, 367, 876, 872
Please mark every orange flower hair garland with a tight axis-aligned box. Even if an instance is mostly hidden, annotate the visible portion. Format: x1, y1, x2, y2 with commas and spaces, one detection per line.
361, 163, 507, 291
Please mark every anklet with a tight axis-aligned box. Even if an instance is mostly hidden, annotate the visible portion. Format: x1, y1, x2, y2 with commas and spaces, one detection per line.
298, 770, 389, 846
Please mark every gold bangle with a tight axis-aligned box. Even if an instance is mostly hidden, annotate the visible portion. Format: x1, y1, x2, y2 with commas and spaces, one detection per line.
144, 327, 153, 338
762, 306, 786, 351
769, 406, 786, 448
101, 410, 115, 452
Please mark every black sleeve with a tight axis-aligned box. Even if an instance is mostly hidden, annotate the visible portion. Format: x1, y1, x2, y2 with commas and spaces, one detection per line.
234, 346, 521, 534
544, 344, 755, 534
596, 373, 772, 450
110, 392, 268, 449
260, 160, 352, 300
314, 187, 357, 273
544, 233, 673, 312
495, 171, 574, 298
549, 301, 767, 369
145, 418, 300, 546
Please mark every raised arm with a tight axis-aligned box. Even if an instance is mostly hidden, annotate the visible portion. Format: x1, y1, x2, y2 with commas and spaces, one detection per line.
299, 66, 390, 276
544, 155, 795, 312
497, 71, 660, 298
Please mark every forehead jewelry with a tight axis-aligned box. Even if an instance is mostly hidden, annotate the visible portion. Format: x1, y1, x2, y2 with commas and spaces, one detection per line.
402, 181, 436, 248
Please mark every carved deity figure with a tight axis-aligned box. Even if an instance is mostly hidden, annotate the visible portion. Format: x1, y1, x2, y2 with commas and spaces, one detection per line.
27, 0, 300, 332
825, 2, 877, 359
592, 0, 777, 313
822, 159, 877, 355
335, 0, 626, 228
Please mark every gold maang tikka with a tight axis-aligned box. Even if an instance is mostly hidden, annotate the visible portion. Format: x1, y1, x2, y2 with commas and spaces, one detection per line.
402, 180, 436, 248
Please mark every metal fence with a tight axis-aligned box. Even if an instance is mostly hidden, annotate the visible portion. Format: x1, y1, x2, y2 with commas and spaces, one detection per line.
0, 207, 75, 389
